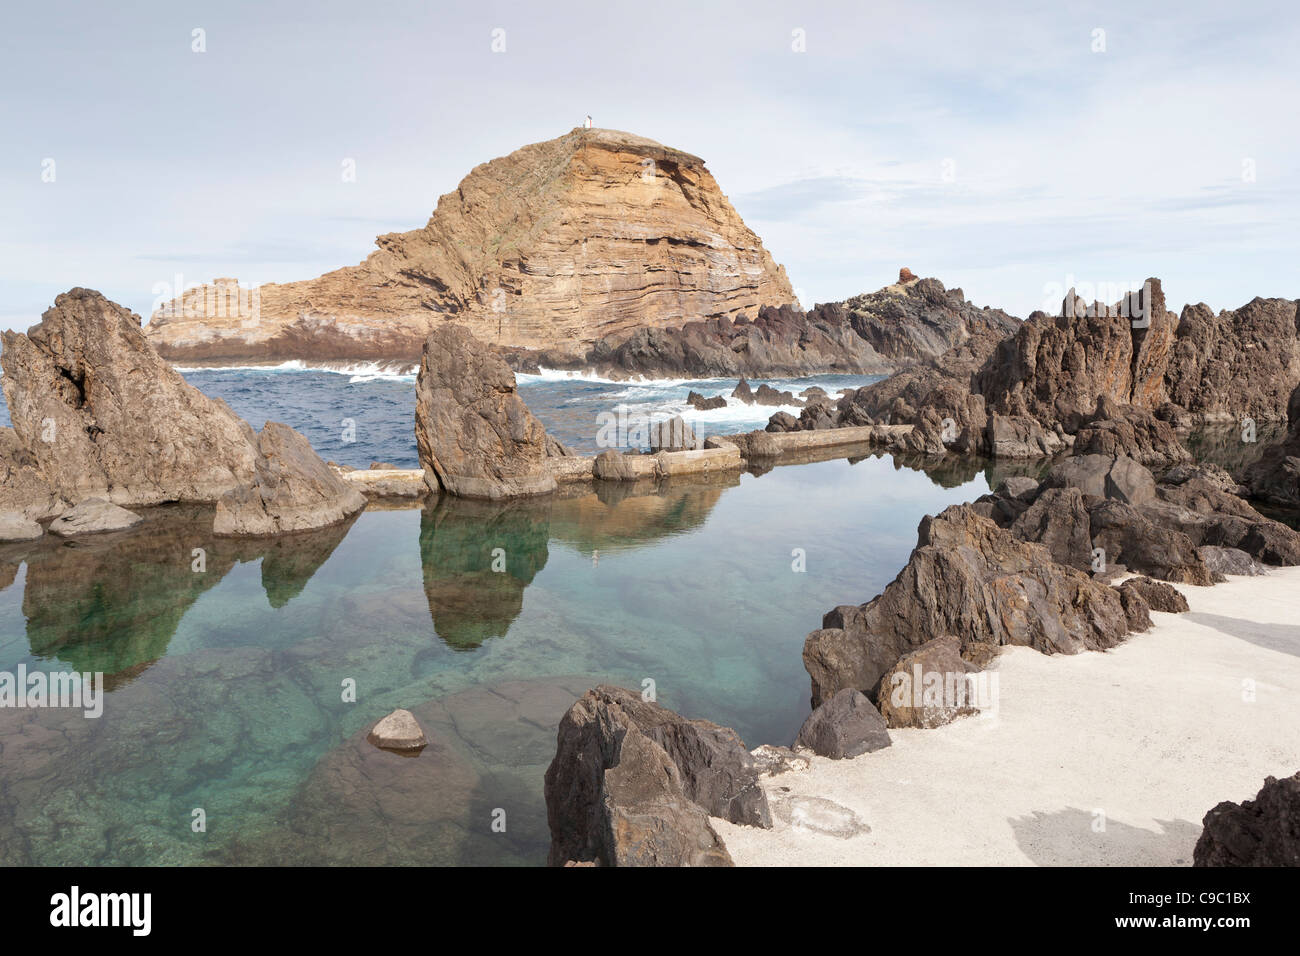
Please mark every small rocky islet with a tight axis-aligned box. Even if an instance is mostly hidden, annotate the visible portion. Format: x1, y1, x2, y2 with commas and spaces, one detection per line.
2, 127, 1299, 869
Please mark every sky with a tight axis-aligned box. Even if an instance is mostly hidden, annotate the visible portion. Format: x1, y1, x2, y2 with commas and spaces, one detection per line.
2, 0, 1298, 332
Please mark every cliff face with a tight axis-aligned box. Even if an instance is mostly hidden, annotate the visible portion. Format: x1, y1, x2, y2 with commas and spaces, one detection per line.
145, 128, 795, 364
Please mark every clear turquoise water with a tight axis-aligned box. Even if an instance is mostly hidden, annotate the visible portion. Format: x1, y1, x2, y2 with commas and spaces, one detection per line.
0, 450, 1005, 866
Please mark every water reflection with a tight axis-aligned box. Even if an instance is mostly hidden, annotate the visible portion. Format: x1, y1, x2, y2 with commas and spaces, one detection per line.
420, 496, 553, 651
0, 505, 355, 684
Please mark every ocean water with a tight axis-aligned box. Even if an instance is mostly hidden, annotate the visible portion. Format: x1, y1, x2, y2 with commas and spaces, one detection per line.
0, 364, 1026, 866
143, 364, 883, 465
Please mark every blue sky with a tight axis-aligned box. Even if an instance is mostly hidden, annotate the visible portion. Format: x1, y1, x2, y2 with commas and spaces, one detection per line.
1, 0, 1297, 331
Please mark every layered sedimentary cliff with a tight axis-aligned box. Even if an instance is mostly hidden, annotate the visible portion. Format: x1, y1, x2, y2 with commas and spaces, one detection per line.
145, 128, 795, 364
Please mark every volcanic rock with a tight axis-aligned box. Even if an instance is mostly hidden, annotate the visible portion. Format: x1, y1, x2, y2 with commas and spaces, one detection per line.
1193, 772, 1300, 866
1243, 383, 1300, 509
0, 289, 259, 509
0, 511, 43, 543
687, 390, 727, 411
795, 688, 891, 758
47, 498, 143, 537
877, 636, 985, 729
1197, 545, 1265, 579
544, 685, 772, 866
1117, 575, 1189, 614
213, 423, 367, 536
415, 324, 567, 499
802, 505, 1130, 708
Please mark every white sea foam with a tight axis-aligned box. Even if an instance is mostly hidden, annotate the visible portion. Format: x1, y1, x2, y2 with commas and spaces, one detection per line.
175, 360, 419, 381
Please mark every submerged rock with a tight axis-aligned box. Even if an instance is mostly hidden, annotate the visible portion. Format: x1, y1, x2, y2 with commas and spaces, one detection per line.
415, 325, 565, 500
366, 709, 428, 752
214, 423, 367, 536
795, 688, 891, 758
1194, 772, 1300, 866
47, 498, 143, 537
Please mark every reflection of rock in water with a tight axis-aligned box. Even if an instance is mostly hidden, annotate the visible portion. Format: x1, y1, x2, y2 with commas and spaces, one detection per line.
420, 496, 552, 650
248, 515, 357, 609
1185, 423, 1287, 474
549, 473, 733, 554
6, 505, 353, 684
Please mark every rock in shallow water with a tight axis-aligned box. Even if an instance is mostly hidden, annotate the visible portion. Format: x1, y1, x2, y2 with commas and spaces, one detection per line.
415, 324, 566, 500
366, 709, 428, 752
47, 498, 142, 537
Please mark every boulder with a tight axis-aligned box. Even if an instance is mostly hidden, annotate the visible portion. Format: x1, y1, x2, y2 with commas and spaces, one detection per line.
0, 428, 62, 521
1116, 583, 1153, 632
1010, 486, 1093, 570
996, 476, 1041, 502
1044, 454, 1113, 498
795, 688, 891, 758
213, 423, 367, 536
687, 390, 727, 411
0, 512, 43, 543
1072, 399, 1192, 467
1197, 545, 1265, 579
47, 498, 142, 537
1193, 772, 1300, 866
414, 324, 565, 499
0, 289, 259, 509
986, 413, 1066, 459
544, 686, 769, 866
732, 377, 755, 404
1117, 575, 1189, 614
754, 383, 798, 406
1043, 453, 1157, 505
1088, 499, 1213, 585
1105, 455, 1158, 505
365, 709, 428, 751
765, 411, 799, 433
802, 505, 1131, 708
877, 636, 984, 729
